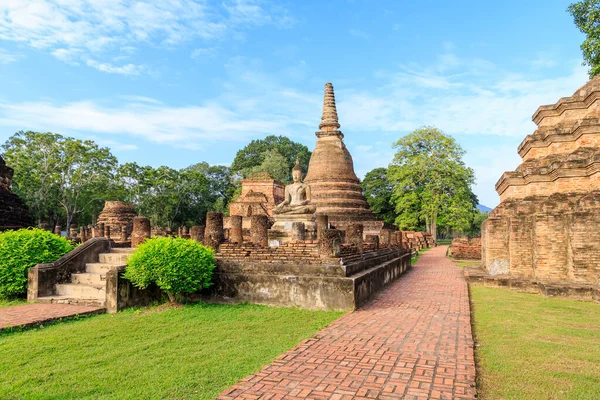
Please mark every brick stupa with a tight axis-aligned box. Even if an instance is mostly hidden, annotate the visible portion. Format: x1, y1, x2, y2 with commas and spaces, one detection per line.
304, 83, 384, 234
97, 201, 137, 237
482, 77, 600, 286
0, 155, 33, 231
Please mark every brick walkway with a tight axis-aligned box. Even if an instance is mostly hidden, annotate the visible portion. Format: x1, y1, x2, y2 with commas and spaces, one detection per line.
0, 303, 104, 331
219, 246, 477, 400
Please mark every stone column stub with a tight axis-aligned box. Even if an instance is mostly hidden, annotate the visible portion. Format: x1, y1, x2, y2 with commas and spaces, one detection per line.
251, 215, 269, 247
204, 212, 224, 249
132, 216, 151, 247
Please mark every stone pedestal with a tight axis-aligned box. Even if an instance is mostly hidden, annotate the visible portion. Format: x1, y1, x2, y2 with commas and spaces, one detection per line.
346, 223, 364, 253
268, 214, 316, 246
316, 215, 328, 241
120, 225, 128, 242
292, 222, 305, 241
379, 229, 391, 246
366, 234, 379, 249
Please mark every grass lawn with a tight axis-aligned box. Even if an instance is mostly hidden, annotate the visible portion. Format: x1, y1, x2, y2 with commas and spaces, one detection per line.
0, 298, 26, 308
0, 302, 343, 399
471, 286, 600, 400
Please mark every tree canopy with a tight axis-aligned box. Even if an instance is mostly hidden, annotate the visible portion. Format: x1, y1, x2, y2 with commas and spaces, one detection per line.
1, 131, 233, 229
388, 126, 477, 238
569, 0, 600, 77
360, 167, 396, 224
230, 135, 311, 182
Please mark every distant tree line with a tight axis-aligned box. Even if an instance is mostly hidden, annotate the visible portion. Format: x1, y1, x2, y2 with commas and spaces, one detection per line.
1, 131, 311, 229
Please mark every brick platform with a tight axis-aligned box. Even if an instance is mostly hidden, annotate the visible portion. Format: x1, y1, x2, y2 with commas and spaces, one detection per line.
219, 246, 477, 399
0, 303, 104, 331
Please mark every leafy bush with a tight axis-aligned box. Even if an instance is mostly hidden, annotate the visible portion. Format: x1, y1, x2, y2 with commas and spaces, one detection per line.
124, 237, 216, 303
0, 228, 75, 299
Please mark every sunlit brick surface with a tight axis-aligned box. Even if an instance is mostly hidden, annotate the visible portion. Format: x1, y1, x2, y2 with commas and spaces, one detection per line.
219, 246, 476, 400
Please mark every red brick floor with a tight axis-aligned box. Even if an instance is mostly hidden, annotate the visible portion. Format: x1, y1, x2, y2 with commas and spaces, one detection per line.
0, 303, 104, 331
219, 246, 477, 400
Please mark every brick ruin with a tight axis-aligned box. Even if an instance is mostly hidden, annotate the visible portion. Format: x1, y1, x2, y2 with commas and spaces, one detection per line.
481, 77, 600, 292
227, 172, 284, 230
448, 238, 481, 260
96, 201, 138, 238
0, 155, 33, 231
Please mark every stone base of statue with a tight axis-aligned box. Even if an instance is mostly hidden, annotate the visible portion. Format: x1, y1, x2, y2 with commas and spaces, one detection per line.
268, 214, 316, 246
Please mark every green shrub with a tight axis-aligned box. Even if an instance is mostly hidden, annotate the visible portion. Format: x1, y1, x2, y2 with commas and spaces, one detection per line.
124, 237, 216, 303
0, 228, 75, 299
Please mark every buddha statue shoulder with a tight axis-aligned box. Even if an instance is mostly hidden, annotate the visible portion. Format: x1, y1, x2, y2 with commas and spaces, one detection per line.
273, 157, 317, 215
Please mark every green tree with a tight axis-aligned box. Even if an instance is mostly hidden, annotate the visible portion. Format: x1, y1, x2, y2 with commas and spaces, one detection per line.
239, 149, 290, 183
569, 0, 600, 77
361, 167, 396, 224
231, 135, 311, 182
2, 131, 117, 227
389, 126, 477, 239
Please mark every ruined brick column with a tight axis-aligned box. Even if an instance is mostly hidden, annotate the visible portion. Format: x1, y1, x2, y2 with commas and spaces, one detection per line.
346, 223, 364, 253
365, 234, 379, 250
379, 229, 391, 247
204, 212, 224, 249
190, 226, 205, 243
132, 216, 151, 247
316, 215, 329, 242
250, 215, 269, 247
319, 229, 342, 257
79, 227, 87, 243
105, 226, 111, 240
292, 222, 306, 241
54, 225, 61, 236
69, 224, 77, 238
98, 223, 105, 238
120, 225, 127, 242
229, 216, 243, 244
181, 226, 189, 239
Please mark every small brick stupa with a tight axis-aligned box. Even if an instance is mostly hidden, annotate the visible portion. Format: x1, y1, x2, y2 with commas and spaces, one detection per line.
482, 77, 600, 286
304, 83, 383, 234
97, 201, 137, 237
0, 155, 33, 230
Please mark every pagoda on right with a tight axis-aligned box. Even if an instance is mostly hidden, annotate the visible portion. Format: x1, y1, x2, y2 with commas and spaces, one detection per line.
482, 77, 600, 287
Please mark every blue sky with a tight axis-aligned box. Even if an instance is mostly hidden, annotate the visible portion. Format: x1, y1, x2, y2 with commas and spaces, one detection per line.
0, 0, 589, 207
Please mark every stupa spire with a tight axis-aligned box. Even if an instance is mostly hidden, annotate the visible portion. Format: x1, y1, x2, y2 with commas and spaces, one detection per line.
319, 82, 341, 132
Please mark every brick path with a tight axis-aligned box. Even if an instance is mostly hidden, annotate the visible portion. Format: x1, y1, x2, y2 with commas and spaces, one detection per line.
219, 246, 477, 400
0, 303, 104, 331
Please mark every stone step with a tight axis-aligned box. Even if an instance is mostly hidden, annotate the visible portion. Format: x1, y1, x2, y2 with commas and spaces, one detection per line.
98, 252, 130, 264
56, 283, 105, 299
85, 263, 115, 273
110, 248, 135, 254
37, 296, 105, 307
72, 272, 105, 285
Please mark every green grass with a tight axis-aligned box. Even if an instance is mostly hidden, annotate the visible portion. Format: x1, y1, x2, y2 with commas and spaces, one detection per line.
0, 302, 344, 399
0, 298, 26, 308
471, 286, 600, 400
411, 247, 430, 266
437, 239, 452, 245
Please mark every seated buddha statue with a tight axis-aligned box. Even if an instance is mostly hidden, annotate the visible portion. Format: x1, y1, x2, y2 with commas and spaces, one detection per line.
273, 157, 317, 215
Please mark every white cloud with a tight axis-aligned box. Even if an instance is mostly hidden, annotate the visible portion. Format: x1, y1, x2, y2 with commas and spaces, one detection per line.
86, 59, 146, 75
0, 0, 292, 73
0, 49, 19, 64
0, 98, 287, 146
191, 47, 218, 60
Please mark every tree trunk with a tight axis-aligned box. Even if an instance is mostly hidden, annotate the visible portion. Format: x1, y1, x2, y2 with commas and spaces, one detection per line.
167, 292, 177, 304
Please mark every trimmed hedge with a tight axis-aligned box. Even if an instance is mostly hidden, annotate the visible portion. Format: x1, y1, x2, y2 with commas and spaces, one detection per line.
124, 237, 215, 303
0, 228, 75, 299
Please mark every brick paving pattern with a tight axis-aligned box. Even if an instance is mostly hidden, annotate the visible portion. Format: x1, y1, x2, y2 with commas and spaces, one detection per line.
0, 303, 104, 331
219, 246, 477, 400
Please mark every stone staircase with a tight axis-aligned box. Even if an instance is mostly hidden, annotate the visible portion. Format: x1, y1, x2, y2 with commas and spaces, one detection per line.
37, 248, 134, 307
